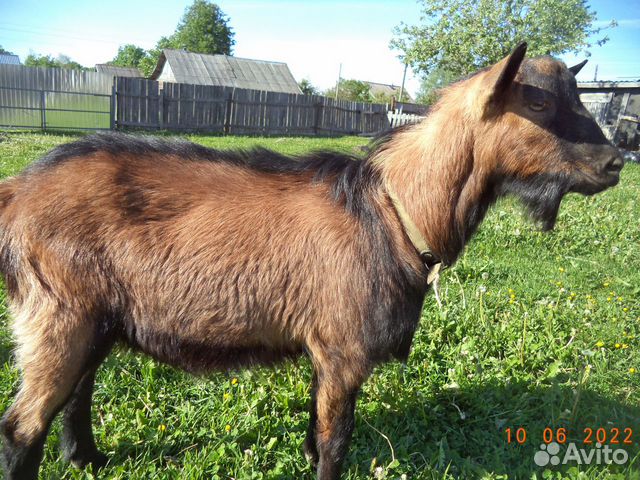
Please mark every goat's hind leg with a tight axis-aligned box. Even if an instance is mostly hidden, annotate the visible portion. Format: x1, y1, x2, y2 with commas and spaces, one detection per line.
0, 302, 102, 480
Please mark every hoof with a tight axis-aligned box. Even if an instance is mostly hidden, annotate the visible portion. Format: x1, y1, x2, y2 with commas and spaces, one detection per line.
69, 450, 109, 470
303, 438, 318, 468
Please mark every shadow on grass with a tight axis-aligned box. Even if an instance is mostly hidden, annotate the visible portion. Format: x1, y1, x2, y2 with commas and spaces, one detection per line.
84, 375, 640, 479
352, 379, 640, 478
10, 349, 637, 478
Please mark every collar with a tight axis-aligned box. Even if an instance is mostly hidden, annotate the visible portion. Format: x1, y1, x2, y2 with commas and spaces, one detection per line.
386, 186, 445, 285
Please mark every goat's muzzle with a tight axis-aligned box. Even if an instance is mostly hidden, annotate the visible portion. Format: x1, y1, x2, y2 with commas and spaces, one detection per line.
572, 147, 624, 195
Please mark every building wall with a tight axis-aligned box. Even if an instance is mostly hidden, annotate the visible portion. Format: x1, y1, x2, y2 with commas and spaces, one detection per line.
156, 63, 176, 83
578, 83, 640, 150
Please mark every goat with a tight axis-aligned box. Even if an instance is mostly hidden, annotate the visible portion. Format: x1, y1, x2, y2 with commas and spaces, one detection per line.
0, 43, 624, 479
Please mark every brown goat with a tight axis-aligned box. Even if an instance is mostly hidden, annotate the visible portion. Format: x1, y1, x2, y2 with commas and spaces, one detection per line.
0, 43, 623, 479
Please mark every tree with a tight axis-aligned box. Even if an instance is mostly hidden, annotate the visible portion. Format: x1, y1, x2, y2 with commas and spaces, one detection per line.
370, 90, 395, 105
136, 1, 235, 77
298, 79, 319, 95
138, 49, 161, 78
24, 53, 87, 70
0, 45, 14, 55
55, 54, 87, 70
391, 0, 616, 78
415, 68, 458, 105
170, 0, 235, 55
138, 37, 173, 77
110, 44, 147, 68
24, 54, 58, 68
325, 79, 371, 102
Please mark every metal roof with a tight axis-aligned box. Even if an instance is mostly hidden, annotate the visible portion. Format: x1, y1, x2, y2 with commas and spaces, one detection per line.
578, 81, 640, 89
364, 81, 413, 102
0, 54, 21, 65
95, 64, 142, 77
151, 49, 301, 94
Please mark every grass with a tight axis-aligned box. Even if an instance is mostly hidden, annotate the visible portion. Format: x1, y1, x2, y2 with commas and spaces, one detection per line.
0, 131, 638, 479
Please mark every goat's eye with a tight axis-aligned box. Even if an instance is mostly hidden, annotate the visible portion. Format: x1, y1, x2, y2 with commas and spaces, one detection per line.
529, 101, 548, 112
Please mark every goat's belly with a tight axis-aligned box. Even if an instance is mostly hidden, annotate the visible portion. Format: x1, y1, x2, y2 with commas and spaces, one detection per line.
123, 325, 304, 374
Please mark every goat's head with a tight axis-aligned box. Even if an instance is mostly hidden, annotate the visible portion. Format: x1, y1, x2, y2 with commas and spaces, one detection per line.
475, 43, 624, 230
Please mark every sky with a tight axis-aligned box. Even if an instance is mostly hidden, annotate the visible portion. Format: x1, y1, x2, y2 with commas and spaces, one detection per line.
0, 0, 639, 98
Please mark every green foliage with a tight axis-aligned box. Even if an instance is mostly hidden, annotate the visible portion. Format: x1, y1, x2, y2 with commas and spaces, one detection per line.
325, 79, 372, 102
415, 67, 459, 106
391, 0, 617, 77
110, 44, 147, 69
298, 78, 319, 96
122, 1, 235, 77
0, 45, 14, 55
138, 37, 174, 78
169, 0, 235, 55
0, 132, 638, 478
370, 90, 395, 105
24, 53, 58, 68
326, 81, 398, 105
24, 53, 87, 70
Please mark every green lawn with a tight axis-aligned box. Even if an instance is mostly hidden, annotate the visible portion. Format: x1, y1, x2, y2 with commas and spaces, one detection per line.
0, 132, 638, 480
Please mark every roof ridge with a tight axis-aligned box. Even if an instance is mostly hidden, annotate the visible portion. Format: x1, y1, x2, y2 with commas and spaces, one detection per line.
163, 49, 288, 65
157, 49, 302, 94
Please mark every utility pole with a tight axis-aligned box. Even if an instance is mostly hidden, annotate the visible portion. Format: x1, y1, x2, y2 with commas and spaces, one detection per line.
593, 64, 598, 82
335, 63, 342, 101
399, 62, 408, 103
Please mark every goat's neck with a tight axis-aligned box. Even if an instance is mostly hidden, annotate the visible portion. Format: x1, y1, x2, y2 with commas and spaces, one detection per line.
375, 105, 495, 265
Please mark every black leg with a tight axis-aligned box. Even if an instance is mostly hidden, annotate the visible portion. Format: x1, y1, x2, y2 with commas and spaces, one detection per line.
314, 378, 359, 480
0, 417, 48, 480
61, 368, 108, 469
303, 372, 319, 467
1, 305, 114, 479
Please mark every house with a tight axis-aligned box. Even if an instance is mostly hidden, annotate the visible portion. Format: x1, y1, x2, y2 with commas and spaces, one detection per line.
150, 49, 302, 95
95, 64, 142, 77
0, 53, 21, 65
363, 81, 413, 103
361, 81, 428, 115
578, 81, 640, 150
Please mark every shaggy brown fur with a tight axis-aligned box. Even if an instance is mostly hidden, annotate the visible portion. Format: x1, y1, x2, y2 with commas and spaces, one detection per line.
0, 44, 623, 480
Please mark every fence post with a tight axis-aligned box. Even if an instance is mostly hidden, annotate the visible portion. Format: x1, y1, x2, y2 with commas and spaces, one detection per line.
158, 87, 164, 130
313, 101, 321, 135
40, 90, 46, 131
223, 90, 233, 135
110, 81, 116, 130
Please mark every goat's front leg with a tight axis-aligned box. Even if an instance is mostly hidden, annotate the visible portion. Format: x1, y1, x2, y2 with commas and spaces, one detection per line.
312, 367, 362, 480
303, 372, 319, 467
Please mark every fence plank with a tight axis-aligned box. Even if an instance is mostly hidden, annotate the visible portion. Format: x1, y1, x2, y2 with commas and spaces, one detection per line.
91, 74, 396, 136
0, 65, 113, 130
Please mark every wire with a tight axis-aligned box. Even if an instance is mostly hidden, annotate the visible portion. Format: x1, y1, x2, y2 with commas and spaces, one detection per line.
0, 23, 157, 45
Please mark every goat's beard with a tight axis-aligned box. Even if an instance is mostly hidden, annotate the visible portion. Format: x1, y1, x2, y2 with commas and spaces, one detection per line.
499, 174, 570, 231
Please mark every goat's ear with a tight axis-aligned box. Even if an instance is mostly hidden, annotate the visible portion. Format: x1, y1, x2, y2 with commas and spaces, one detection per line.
490, 42, 527, 101
569, 59, 588, 76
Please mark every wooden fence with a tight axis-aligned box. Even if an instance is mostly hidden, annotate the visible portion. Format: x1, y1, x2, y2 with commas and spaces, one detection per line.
115, 77, 390, 136
391, 99, 429, 116
387, 109, 425, 129
0, 65, 391, 136
0, 64, 113, 130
